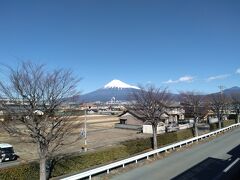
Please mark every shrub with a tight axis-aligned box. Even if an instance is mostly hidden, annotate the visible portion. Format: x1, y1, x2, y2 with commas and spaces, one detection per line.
0, 146, 128, 179
121, 129, 193, 154
210, 119, 236, 131
223, 119, 235, 127
121, 138, 152, 155
157, 129, 193, 147
210, 123, 219, 131
0, 162, 39, 180
51, 145, 129, 177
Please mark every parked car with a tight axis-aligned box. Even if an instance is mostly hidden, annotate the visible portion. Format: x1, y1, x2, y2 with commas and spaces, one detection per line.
0, 143, 18, 163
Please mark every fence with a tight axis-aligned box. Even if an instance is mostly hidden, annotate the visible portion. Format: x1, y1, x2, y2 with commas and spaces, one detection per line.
114, 123, 142, 130
61, 123, 240, 180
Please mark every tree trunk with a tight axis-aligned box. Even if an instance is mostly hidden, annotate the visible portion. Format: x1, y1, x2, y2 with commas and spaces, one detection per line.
194, 122, 198, 137
218, 118, 222, 129
152, 125, 158, 150
46, 159, 52, 180
40, 157, 47, 180
193, 117, 198, 137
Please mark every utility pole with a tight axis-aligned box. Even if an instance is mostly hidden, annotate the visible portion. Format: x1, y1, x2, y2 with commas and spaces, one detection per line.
84, 107, 87, 152
218, 85, 227, 128
218, 85, 225, 95
237, 107, 240, 123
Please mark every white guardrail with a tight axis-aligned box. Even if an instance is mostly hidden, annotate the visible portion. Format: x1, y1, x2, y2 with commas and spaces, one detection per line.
61, 123, 240, 180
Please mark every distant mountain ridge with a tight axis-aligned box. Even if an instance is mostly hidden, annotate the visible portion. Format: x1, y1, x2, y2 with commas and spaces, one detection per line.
222, 86, 240, 95
76, 80, 240, 103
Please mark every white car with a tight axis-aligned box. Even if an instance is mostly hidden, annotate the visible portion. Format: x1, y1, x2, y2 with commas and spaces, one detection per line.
0, 143, 18, 163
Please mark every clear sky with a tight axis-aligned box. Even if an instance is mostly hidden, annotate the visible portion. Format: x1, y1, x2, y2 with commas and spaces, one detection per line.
0, 0, 240, 94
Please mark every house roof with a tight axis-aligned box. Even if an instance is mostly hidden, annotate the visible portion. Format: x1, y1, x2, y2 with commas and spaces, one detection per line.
119, 110, 144, 120
119, 110, 169, 120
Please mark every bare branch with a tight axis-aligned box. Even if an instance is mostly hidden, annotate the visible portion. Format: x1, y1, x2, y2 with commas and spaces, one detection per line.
180, 91, 207, 136
207, 92, 230, 129
0, 61, 81, 180
130, 85, 171, 149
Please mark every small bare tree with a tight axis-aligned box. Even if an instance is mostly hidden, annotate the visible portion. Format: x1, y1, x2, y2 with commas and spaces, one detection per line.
0, 62, 81, 180
230, 92, 240, 123
131, 85, 171, 150
208, 93, 229, 129
180, 91, 207, 137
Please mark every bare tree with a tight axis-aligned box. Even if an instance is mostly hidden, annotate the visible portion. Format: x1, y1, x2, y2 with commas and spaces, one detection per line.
131, 85, 171, 150
230, 92, 240, 123
0, 62, 81, 180
180, 91, 207, 137
207, 93, 230, 129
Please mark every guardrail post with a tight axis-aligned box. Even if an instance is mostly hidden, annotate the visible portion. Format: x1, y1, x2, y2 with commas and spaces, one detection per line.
135, 160, 138, 163
147, 155, 149, 159
89, 175, 92, 180
123, 164, 125, 168
107, 169, 109, 174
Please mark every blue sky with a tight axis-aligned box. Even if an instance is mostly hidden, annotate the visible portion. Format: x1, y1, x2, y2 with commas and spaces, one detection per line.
0, 0, 240, 94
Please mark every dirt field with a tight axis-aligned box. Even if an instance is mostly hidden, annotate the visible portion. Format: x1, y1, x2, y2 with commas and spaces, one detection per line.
0, 115, 150, 162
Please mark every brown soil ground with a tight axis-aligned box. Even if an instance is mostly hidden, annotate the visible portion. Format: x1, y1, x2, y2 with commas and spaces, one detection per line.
0, 115, 150, 162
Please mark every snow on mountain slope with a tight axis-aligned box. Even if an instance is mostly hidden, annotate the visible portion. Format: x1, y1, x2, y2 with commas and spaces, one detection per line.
78, 79, 140, 102
104, 79, 140, 89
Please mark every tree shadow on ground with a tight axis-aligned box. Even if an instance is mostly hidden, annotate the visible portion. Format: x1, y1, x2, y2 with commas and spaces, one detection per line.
171, 144, 240, 180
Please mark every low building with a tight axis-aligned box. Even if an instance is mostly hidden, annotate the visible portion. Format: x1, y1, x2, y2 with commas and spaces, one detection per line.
118, 111, 144, 126
115, 103, 185, 133
165, 102, 185, 124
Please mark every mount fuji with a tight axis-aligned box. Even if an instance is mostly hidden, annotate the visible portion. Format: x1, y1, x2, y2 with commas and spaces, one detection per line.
79, 79, 140, 102
72, 80, 240, 103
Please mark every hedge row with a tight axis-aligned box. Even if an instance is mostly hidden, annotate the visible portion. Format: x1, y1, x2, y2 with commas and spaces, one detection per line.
210, 119, 236, 131
0, 129, 194, 179
51, 145, 129, 177
224, 119, 236, 127
0, 162, 39, 180
122, 128, 194, 155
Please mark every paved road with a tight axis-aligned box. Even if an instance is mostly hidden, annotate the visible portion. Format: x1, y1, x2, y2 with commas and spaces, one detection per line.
112, 128, 240, 180
0, 160, 20, 169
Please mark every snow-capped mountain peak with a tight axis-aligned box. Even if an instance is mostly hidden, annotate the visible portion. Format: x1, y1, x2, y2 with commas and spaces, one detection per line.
104, 79, 140, 89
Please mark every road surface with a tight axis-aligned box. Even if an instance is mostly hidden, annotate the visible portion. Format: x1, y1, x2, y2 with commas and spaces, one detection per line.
0, 160, 20, 169
112, 128, 240, 180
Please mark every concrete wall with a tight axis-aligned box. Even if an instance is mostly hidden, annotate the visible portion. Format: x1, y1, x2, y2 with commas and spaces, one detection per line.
115, 123, 142, 130
179, 123, 193, 130
143, 124, 165, 134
